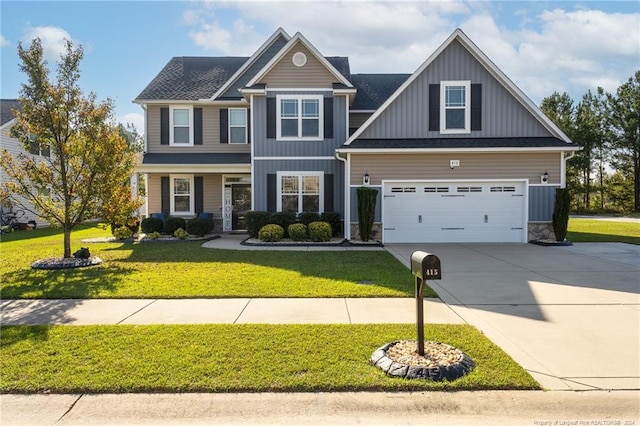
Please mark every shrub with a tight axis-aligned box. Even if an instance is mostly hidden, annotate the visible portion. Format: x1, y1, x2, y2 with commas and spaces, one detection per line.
174, 228, 189, 240
357, 186, 378, 241
110, 218, 139, 236
258, 224, 284, 242
245, 211, 271, 238
163, 217, 186, 235
309, 221, 332, 242
297, 212, 320, 227
141, 217, 163, 234
147, 231, 161, 240
73, 247, 91, 259
320, 212, 341, 237
113, 226, 133, 240
288, 223, 307, 241
552, 188, 570, 242
269, 212, 297, 237
186, 217, 214, 236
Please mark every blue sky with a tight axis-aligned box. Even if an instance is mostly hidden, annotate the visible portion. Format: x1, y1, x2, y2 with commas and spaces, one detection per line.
2, 1, 639, 134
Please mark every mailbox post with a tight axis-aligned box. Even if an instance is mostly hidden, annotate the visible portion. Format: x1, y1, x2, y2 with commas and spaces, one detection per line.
410, 251, 442, 356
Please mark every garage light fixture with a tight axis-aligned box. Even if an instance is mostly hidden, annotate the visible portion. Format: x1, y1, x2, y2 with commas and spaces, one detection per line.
363, 172, 370, 185
541, 171, 549, 184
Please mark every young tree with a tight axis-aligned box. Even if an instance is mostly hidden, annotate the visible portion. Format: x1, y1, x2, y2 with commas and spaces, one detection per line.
0, 38, 141, 257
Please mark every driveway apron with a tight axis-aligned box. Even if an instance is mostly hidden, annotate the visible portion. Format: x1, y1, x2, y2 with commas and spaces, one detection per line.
385, 242, 640, 391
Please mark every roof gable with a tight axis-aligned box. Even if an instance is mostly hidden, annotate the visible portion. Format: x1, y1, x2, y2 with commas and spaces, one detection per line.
1, 99, 20, 127
345, 29, 572, 145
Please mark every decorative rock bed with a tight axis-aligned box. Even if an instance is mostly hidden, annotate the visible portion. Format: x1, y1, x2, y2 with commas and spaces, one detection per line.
242, 237, 383, 247
31, 256, 103, 270
371, 340, 474, 381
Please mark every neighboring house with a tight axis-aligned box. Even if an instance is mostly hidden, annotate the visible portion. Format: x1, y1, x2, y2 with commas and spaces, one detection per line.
0, 99, 50, 228
134, 28, 579, 243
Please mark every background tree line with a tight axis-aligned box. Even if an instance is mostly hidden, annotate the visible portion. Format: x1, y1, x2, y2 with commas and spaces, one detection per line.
541, 71, 640, 213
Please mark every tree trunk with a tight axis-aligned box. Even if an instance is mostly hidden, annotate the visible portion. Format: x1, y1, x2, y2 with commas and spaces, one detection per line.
63, 225, 72, 258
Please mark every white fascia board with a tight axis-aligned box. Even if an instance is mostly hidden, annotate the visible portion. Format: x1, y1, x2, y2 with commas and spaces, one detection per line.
336, 146, 582, 154
136, 164, 251, 174
246, 32, 353, 88
239, 88, 267, 95
333, 88, 357, 95
209, 28, 292, 101
134, 99, 248, 106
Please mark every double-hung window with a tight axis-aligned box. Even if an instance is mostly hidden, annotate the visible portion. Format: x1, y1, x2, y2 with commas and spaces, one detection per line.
440, 81, 470, 134
276, 95, 323, 141
170, 106, 193, 145
278, 172, 322, 213
170, 174, 194, 215
28, 135, 50, 157
229, 108, 248, 144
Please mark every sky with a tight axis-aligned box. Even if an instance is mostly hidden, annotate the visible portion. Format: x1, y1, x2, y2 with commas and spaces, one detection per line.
1, 1, 639, 135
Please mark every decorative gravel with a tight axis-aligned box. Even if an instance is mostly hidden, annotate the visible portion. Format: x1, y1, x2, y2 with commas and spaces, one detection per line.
31, 256, 103, 270
371, 340, 474, 381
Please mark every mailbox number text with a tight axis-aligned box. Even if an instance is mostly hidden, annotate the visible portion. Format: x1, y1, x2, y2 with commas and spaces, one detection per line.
425, 269, 439, 276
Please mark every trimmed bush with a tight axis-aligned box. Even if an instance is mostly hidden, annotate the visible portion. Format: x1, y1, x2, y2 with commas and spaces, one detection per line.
174, 228, 189, 240
552, 188, 570, 242
320, 212, 341, 237
309, 221, 332, 242
245, 211, 271, 238
186, 217, 213, 236
110, 219, 139, 236
147, 231, 161, 240
288, 223, 307, 241
357, 186, 378, 241
113, 226, 133, 240
297, 212, 320, 227
163, 217, 186, 235
141, 217, 163, 234
258, 224, 284, 242
269, 212, 297, 237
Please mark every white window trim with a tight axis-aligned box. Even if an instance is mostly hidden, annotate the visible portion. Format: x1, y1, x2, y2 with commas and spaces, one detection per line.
276, 94, 324, 141
169, 174, 194, 216
169, 105, 194, 146
440, 80, 471, 134
228, 108, 248, 144
276, 171, 324, 213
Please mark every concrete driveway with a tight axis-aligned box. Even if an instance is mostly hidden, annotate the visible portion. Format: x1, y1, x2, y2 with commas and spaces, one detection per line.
385, 242, 640, 391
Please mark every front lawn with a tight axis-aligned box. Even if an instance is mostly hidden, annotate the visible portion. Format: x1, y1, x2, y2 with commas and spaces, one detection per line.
567, 218, 640, 245
0, 223, 429, 299
0, 324, 539, 393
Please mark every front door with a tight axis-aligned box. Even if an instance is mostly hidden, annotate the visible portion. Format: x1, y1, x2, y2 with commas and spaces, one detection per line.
231, 184, 251, 231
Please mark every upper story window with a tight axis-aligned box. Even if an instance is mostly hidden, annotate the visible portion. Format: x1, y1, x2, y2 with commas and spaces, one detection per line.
440, 81, 470, 134
28, 135, 50, 157
170, 106, 193, 145
276, 95, 323, 141
229, 108, 248, 144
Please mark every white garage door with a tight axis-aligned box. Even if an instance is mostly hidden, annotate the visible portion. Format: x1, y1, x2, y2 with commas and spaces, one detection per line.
382, 181, 526, 243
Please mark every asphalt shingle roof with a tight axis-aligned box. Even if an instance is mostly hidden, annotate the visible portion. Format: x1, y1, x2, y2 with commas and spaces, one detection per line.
343, 137, 578, 149
1, 99, 21, 126
142, 153, 250, 165
350, 74, 410, 111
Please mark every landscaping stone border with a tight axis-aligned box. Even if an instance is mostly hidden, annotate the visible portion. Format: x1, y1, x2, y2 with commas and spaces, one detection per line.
31, 256, 103, 270
529, 240, 573, 247
371, 340, 475, 381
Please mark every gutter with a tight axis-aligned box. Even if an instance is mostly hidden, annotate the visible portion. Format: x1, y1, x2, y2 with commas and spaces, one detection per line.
335, 151, 350, 240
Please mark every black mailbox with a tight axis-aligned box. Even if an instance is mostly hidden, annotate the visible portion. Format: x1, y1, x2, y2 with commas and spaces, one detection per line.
411, 251, 442, 280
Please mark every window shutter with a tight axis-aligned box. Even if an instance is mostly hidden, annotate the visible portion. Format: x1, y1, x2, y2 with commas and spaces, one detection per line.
160, 108, 169, 144
266, 98, 276, 139
194, 176, 204, 213
220, 109, 228, 144
324, 174, 334, 212
471, 84, 482, 131
161, 176, 170, 214
194, 108, 203, 145
428, 84, 440, 131
324, 97, 333, 139
247, 109, 251, 143
267, 174, 276, 212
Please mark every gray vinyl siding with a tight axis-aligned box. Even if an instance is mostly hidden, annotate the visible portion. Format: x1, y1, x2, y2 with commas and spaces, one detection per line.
259, 42, 337, 88
529, 185, 558, 222
350, 186, 382, 223
146, 105, 251, 154
253, 94, 347, 157
349, 152, 561, 186
218, 35, 289, 99
349, 112, 372, 132
359, 40, 552, 139
252, 159, 344, 215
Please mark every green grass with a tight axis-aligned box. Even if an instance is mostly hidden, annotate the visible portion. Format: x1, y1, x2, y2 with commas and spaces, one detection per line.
0, 324, 539, 393
567, 218, 640, 244
0, 223, 431, 299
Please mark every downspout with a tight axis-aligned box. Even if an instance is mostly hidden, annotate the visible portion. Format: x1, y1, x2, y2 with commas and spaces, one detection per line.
335, 151, 350, 240
561, 151, 575, 189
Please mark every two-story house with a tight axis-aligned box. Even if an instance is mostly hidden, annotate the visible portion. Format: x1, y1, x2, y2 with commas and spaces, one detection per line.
134, 28, 579, 243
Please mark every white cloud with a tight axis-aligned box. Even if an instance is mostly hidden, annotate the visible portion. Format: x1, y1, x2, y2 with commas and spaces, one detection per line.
0, 35, 10, 47
21, 26, 74, 63
117, 113, 145, 137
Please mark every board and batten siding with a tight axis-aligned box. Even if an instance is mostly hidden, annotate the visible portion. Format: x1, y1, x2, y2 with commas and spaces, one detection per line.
349, 152, 561, 186
146, 105, 251, 154
258, 42, 337, 88
529, 185, 558, 222
146, 173, 223, 219
359, 40, 552, 140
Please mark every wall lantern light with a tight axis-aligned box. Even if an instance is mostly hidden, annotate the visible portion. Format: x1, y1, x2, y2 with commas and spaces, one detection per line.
363, 172, 370, 185
541, 171, 549, 184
